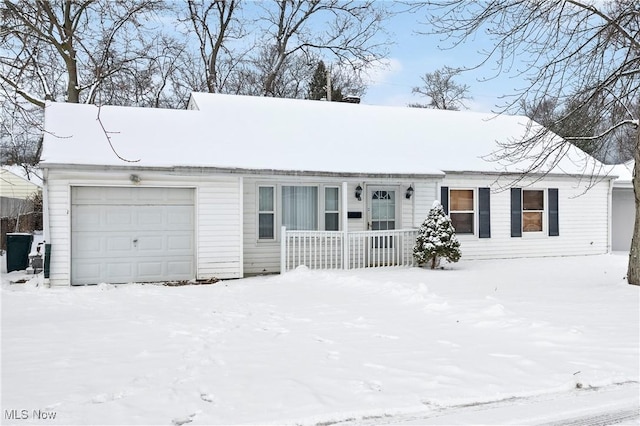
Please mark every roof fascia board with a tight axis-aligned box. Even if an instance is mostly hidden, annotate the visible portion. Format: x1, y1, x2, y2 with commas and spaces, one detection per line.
40, 163, 445, 180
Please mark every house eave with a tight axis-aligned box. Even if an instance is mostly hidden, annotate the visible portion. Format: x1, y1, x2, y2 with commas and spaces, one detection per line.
39, 163, 445, 180
442, 169, 617, 180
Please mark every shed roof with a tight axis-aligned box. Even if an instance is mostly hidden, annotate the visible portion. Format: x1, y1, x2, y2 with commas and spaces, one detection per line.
41, 93, 606, 177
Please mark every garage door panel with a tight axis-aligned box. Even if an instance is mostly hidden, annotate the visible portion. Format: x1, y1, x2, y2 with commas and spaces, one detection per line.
73, 187, 194, 205
71, 186, 195, 285
106, 208, 134, 227
73, 262, 101, 282
167, 260, 194, 275
137, 261, 163, 280
137, 235, 164, 251
73, 233, 136, 259
166, 206, 195, 226
72, 187, 105, 203
73, 235, 103, 255
107, 236, 133, 252
107, 262, 135, 282
72, 206, 102, 229
167, 235, 193, 251
136, 207, 164, 227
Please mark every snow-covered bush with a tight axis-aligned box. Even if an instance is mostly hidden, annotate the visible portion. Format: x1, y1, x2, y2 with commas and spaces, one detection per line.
413, 200, 461, 269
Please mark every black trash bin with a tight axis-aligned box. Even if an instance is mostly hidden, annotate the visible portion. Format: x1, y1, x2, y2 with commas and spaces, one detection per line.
6, 233, 33, 272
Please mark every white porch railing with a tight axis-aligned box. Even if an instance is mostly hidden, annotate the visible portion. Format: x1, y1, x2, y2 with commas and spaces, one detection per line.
281, 227, 418, 273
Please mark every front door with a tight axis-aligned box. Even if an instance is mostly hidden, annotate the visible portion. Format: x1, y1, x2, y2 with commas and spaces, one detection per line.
368, 187, 397, 264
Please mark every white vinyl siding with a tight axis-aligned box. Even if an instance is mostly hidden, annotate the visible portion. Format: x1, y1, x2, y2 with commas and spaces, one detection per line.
412, 181, 439, 227
197, 178, 243, 279
442, 173, 611, 260
44, 169, 242, 286
244, 181, 280, 275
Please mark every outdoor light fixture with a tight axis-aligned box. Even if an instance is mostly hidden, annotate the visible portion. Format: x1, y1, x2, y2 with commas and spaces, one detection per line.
355, 184, 363, 201
405, 185, 414, 199
129, 174, 141, 184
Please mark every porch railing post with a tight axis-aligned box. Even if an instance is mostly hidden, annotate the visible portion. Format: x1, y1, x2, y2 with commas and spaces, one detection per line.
342, 181, 349, 270
280, 226, 287, 274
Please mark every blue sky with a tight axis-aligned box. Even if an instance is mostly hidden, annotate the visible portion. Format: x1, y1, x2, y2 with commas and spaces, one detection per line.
360, 8, 526, 113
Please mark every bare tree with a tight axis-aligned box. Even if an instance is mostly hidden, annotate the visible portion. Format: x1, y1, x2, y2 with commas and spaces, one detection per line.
522, 94, 630, 164
246, 44, 315, 98
179, 0, 247, 94
0, 0, 182, 164
254, 0, 390, 97
414, 0, 640, 285
1, 0, 168, 106
410, 66, 471, 110
0, 87, 42, 167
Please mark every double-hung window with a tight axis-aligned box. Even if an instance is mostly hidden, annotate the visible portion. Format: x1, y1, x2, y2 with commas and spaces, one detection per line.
258, 186, 275, 239
441, 186, 491, 238
449, 189, 474, 234
511, 188, 558, 237
324, 187, 340, 231
522, 190, 544, 232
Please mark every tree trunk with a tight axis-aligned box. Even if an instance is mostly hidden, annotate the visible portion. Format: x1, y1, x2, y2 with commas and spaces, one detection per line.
430, 256, 439, 270
628, 131, 640, 286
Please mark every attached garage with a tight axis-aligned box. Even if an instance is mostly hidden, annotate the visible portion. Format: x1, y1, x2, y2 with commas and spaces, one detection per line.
71, 186, 195, 285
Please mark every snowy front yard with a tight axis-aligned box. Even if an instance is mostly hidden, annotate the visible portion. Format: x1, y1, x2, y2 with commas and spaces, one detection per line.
1, 254, 638, 425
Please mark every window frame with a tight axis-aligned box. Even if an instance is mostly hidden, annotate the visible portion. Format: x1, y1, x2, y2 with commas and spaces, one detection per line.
449, 188, 476, 235
257, 185, 276, 240
257, 183, 341, 242
324, 186, 341, 231
522, 189, 545, 234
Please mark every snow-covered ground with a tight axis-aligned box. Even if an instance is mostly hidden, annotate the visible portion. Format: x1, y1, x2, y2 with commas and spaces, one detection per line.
1, 254, 638, 425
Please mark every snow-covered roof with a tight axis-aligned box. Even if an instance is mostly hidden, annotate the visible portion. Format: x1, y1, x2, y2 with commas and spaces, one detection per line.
1, 165, 43, 187
611, 160, 634, 188
41, 93, 606, 177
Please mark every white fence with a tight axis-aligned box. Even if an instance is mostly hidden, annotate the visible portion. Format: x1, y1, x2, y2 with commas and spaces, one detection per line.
281, 227, 418, 272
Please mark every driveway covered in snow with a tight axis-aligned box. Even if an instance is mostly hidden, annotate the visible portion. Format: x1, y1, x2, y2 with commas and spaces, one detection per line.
1, 254, 638, 425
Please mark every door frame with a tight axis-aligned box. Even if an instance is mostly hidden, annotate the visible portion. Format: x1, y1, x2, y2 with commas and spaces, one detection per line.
366, 185, 401, 231
365, 185, 401, 265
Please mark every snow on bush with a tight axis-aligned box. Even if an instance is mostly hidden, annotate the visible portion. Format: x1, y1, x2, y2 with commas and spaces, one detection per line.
414, 200, 461, 269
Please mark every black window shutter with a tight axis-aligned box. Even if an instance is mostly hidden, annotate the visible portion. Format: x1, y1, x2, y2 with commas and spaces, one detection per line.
548, 188, 559, 236
441, 186, 449, 214
511, 188, 522, 237
478, 187, 491, 238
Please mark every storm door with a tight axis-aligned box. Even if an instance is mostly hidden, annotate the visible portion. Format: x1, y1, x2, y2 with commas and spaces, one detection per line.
367, 187, 397, 264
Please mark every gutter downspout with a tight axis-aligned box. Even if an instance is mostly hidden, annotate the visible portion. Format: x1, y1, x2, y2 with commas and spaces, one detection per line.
42, 168, 51, 287
608, 177, 614, 254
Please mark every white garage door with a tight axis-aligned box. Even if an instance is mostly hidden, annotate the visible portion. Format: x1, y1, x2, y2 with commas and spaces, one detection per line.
71, 187, 195, 285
